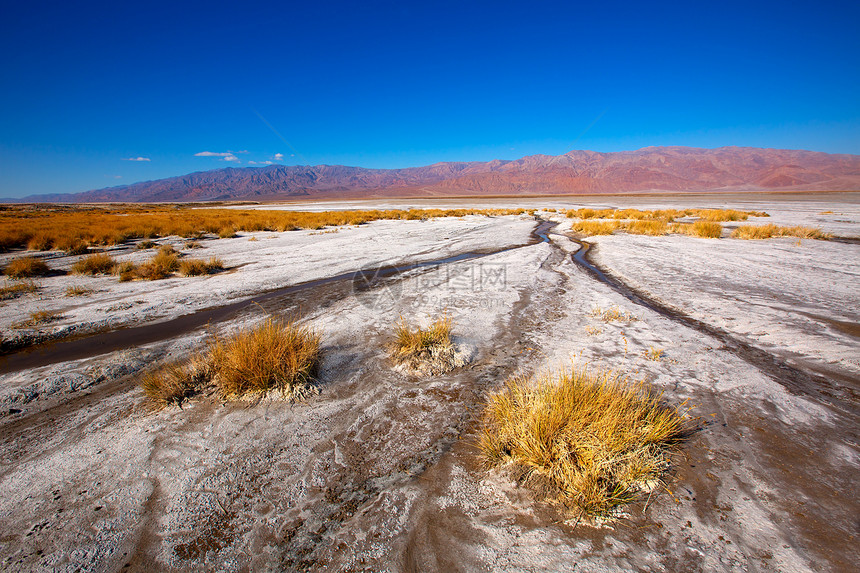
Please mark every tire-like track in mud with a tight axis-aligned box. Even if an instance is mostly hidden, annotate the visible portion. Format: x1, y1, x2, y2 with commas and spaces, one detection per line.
568, 235, 859, 422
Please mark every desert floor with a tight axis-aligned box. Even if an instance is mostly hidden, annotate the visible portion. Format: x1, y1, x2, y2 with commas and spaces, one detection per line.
0, 193, 857, 572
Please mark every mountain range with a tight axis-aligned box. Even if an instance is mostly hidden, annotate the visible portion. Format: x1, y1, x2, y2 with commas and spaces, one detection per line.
8, 146, 860, 203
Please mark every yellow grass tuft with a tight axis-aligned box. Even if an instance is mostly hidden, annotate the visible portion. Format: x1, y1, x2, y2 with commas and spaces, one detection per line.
389, 315, 462, 375
178, 256, 224, 276
13, 309, 64, 328
0, 280, 39, 300
571, 220, 620, 236
621, 220, 668, 236
65, 285, 95, 297
208, 318, 321, 399
686, 220, 723, 238
731, 224, 830, 240
141, 360, 211, 408
3, 256, 50, 279
134, 249, 179, 280
479, 367, 688, 520
590, 305, 637, 323
71, 253, 116, 275
644, 346, 664, 361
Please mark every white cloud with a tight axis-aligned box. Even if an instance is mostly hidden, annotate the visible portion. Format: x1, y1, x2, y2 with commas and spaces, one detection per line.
114, 175, 123, 179
195, 151, 232, 157
273, 153, 284, 161
122, 156, 150, 161
223, 154, 239, 162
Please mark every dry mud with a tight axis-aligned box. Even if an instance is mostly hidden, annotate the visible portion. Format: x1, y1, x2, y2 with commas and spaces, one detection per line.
0, 196, 858, 572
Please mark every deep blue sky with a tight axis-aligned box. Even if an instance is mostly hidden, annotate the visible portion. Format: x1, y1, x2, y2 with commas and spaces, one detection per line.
1, 0, 858, 197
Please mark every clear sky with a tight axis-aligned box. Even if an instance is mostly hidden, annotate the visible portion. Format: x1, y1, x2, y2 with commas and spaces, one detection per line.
1, 0, 858, 197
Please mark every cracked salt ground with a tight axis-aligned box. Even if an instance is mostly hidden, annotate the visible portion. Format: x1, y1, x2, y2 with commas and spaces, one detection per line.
0, 195, 857, 572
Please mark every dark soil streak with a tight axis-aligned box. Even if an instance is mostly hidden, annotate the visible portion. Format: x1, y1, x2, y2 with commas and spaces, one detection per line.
0, 220, 554, 376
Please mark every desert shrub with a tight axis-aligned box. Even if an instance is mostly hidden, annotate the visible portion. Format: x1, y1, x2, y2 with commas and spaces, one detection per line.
479, 367, 688, 521
731, 224, 829, 240
571, 221, 620, 236
65, 285, 94, 297
27, 235, 53, 251
389, 315, 463, 374
779, 226, 830, 239
687, 221, 723, 238
135, 250, 179, 280
4, 256, 50, 278
622, 220, 668, 236
13, 309, 63, 328
136, 240, 157, 250
0, 280, 39, 300
218, 227, 237, 239
179, 257, 224, 276
142, 360, 211, 408
590, 305, 637, 323
693, 209, 747, 222
71, 253, 115, 275
209, 319, 321, 398
115, 261, 137, 282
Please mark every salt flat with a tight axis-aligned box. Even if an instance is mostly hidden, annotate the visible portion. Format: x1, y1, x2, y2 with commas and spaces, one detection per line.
0, 194, 857, 572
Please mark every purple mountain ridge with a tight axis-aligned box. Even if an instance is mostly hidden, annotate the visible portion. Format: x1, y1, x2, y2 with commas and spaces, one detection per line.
7, 146, 860, 203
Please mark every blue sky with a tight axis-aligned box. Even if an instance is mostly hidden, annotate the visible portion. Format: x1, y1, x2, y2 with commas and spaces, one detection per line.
1, 0, 857, 197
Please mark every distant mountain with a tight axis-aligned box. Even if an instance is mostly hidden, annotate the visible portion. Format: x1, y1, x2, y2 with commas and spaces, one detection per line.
7, 146, 860, 203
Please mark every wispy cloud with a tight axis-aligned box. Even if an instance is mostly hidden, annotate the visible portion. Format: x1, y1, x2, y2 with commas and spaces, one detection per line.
195, 151, 240, 163
122, 156, 150, 161
195, 151, 232, 157
273, 153, 284, 161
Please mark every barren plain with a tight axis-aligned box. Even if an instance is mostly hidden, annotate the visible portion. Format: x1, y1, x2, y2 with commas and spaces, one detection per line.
0, 193, 857, 572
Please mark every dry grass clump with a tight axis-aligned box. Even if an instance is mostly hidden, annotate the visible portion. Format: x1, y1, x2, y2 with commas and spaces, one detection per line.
115, 261, 138, 282
571, 220, 620, 236
135, 249, 180, 280
479, 367, 688, 521
3, 256, 50, 278
142, 360, 212, 408
209, 318, 321, 399
71, 253, 116, 275
692, 209, 747, 222
13, 309, 64, 328
644, 346, 664, 361
65, 285, 95, 297
0, 280, 39, 300
621, 220, 668, 236
136, 240, 157, 250
591, 305, 637, 323
731, 224, 830, 240
389, 316, 463, 375
685, 220, 723, 238
179, 257, 224, 276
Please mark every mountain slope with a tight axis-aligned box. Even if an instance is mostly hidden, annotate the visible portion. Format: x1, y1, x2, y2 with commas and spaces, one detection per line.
10, 146, 860, 203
